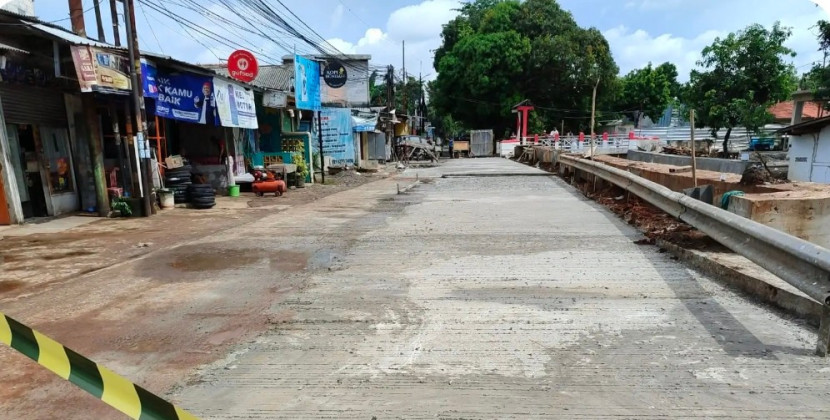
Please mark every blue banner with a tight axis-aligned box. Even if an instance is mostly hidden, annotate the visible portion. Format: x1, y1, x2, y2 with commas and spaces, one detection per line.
294, 55, 320, 111
140, 58, 158, 98
154, 72, 218, 125
319, 108, 354, 166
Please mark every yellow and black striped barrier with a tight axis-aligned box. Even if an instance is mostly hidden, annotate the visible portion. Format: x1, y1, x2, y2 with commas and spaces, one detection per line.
0, 312, 198, 420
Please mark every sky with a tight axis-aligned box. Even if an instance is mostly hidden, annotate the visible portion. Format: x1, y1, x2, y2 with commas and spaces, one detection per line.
35, 0, 830, 82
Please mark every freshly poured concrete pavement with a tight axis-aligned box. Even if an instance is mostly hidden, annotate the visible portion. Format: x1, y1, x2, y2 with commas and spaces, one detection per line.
176, 158, 830, 418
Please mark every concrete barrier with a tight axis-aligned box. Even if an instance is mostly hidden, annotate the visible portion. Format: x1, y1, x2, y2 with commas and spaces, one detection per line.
627, 150, 751, 175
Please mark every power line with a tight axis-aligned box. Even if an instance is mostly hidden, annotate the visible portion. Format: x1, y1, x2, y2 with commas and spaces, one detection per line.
48, 0, 104, 23
137, 0, 164, 54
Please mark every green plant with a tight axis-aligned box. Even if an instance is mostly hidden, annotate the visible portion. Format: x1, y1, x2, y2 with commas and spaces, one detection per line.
111, 197, 132, 217
293, 152, 309, 179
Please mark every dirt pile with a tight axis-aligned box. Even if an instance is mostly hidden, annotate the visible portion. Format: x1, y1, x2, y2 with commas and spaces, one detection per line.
588, 184, 725, 250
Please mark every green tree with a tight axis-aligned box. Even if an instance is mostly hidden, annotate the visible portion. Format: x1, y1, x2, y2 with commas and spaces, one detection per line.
802, 20, 830, 101
369, 70, 386, 106
431, 0, 619, 136
684, 22, 797, 155
617, 62, 679, 127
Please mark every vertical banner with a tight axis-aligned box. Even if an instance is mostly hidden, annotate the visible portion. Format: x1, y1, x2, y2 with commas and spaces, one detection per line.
294, 55, 320, 111
213, 78, 258, 129
319, 108, 355, 166
154, 73, 218, 125
141, 58, 158, 98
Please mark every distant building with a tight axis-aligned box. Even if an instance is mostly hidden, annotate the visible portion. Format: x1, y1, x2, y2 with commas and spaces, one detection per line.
768, 100, 829, 125
0, 0, 34, 16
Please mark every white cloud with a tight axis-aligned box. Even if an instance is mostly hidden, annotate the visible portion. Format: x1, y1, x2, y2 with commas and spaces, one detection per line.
386, 0, 460, 42
605, 4, 827, 82
325, 0, 459, 80
603, 25, 724, 81
624, 0, 682, 11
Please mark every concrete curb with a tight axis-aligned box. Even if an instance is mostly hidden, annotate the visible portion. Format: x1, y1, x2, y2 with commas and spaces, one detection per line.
441, 173, 554, 178
656, 239, 823, 327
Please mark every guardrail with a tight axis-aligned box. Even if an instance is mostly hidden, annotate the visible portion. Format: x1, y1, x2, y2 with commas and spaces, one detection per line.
558, 154, 830, 356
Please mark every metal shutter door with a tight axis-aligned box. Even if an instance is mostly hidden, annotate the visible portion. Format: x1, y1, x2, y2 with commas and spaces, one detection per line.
0, 84, 67, 126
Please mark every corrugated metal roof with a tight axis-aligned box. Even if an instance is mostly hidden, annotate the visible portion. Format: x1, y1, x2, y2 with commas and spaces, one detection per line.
0, 41, 28, 53
210, 64, 292, 91
25, 22, 118, 49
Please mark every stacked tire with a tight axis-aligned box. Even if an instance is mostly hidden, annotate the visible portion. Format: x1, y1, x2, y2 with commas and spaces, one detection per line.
165, 165, 192, 203
188, 184, 216, 209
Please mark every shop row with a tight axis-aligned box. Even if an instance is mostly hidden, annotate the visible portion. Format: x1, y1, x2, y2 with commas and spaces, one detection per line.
0, 11, 384, 224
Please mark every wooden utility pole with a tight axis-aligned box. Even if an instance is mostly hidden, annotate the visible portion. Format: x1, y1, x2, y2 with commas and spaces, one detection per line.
68, 0, 85, 36
110, 0, 121, 46
590, 77, 600, 158
386, 65, 395, 162
690, 109, 698, 187
402, 40, 407, 128
67, 0, 110, 216
93, 0, 106, 41
122, 0, 154, 216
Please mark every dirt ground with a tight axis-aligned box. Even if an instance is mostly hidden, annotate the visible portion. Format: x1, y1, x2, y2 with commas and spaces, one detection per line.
0, 168, 398, 419
0, 169, 388, 294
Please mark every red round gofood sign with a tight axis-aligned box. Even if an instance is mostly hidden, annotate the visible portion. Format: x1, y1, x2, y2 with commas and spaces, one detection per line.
227, 50, 258, 83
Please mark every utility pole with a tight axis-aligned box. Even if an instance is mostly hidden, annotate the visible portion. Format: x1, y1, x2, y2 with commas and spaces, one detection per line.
386, 65, 396, 162
590, 77, 600, 159
67, 0, 110, 216
110, 0, 121, 46
419, 72, 424, 136
317, 111, 325, 184
93, 0, 106, 41
402, 40, 407, 133
68, 0, 85, 36
690, 109, 698, 187
122, 0, 154, 216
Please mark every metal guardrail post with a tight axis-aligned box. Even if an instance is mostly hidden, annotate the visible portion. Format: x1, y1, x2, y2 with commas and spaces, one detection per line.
819, 306, 830, 357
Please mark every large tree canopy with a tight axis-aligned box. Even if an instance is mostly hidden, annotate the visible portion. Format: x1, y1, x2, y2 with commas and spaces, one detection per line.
684, 22, 797, 154
431, 0, 619, 137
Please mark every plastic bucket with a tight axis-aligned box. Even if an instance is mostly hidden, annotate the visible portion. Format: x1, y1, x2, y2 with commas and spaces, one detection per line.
159, 190, 175, 209
228, 185, 240, 197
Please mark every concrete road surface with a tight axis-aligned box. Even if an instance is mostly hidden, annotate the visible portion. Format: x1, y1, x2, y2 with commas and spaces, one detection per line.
171, 158, 829, 419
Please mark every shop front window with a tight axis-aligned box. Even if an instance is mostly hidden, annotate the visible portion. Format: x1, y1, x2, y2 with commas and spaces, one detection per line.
40, 127, 74, 194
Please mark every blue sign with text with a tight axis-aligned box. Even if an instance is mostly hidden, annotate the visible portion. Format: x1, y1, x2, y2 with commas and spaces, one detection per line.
319, 107, 355, 166
294, 55, 320, 111
141, 59, 158, 98
154, 73, 218, 125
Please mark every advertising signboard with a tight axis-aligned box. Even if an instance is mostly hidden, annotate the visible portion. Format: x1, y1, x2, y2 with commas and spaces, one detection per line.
294, 55, 321, 111
154, 73, 218, 125
227, 50, 259, 83
70, 46, 131, 93
214, 78, 258, 129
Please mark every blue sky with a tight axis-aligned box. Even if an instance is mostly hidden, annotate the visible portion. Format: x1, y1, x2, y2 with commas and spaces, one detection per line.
36, 0, 828, 81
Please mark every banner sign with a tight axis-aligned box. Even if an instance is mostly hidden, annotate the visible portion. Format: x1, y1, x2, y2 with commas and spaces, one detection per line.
154, 73, 218, 125
319, 108, 355, 166
213, 78, 258, 129
141, 58, 158, 98
71, 46, 131, 93
294, 55, 320, 111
